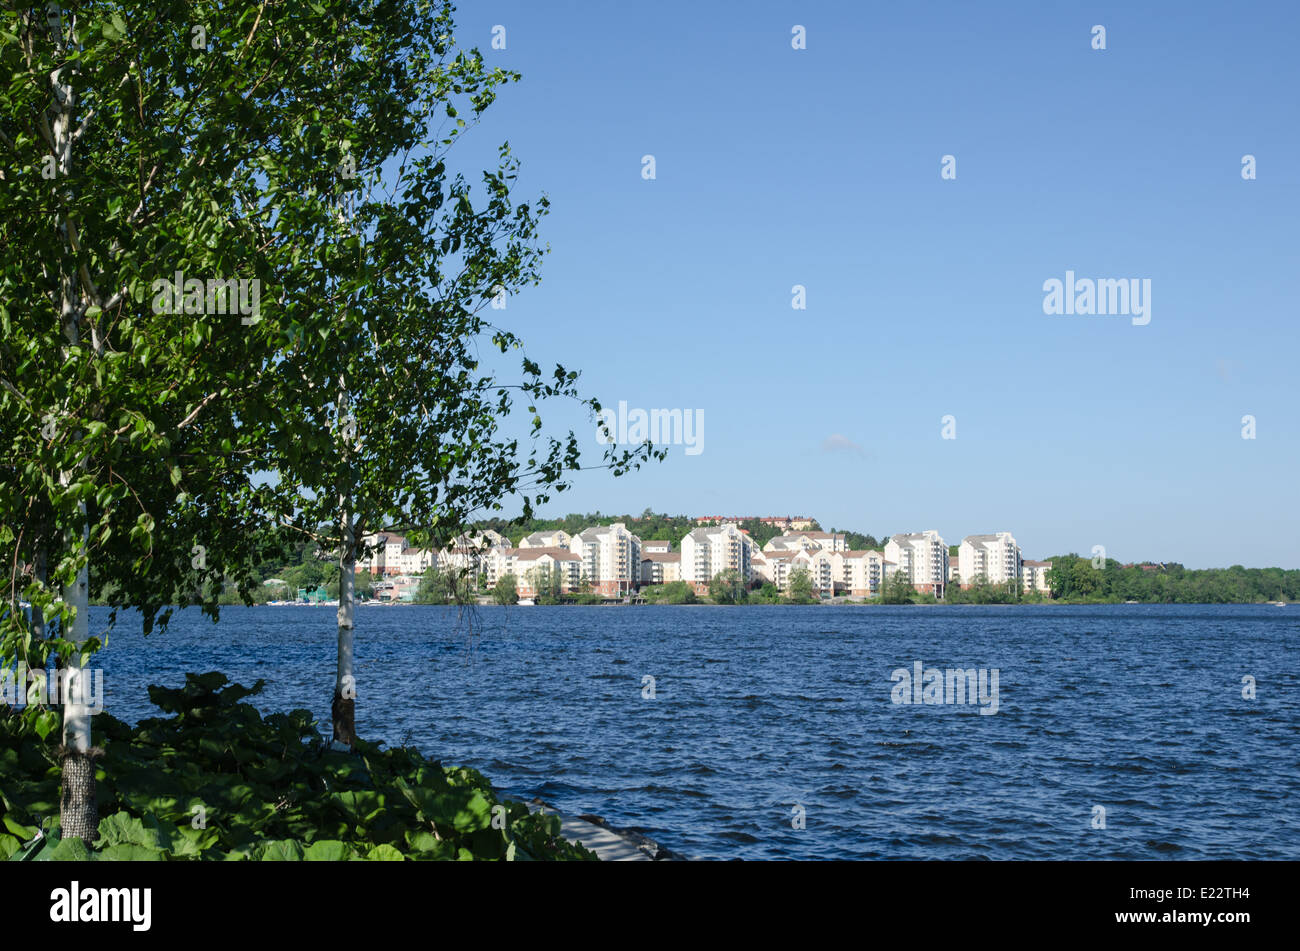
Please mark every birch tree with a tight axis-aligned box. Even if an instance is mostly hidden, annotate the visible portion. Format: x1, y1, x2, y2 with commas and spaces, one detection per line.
1, 0, 472, 839
281, 134, 660, 748
267, 25, 662, 748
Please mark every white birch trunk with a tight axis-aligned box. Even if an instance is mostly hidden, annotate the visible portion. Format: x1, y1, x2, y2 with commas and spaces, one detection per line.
58, 488, 97, 841
60, 514, 91, 751
47, 1, 97, 841
332, 505, 357, 747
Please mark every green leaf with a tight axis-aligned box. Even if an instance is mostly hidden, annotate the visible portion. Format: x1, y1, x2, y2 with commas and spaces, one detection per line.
451, 791, 493, 832
97, 843, 163, 861
303, 839, 350, 861
260, 839, 306, 861
365, 843, 404, 861
0, 834, 21, 860
404, 829, 440, 853
33, 710, 59, 741
94, 812, 170, 851
39, 837, 93, 861
2, 816, 36, 840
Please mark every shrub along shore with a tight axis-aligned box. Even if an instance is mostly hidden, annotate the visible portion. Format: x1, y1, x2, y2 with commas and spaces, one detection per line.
1, 673, 595, 861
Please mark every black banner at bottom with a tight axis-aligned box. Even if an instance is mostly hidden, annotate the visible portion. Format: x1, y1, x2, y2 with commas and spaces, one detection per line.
1, 859, 1281, 939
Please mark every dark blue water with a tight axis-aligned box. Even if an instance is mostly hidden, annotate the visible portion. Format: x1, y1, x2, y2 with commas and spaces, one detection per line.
84, 604, 1297, 859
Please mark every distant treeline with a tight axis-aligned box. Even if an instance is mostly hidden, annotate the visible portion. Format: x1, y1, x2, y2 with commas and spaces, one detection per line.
1042, 555, 1299, 603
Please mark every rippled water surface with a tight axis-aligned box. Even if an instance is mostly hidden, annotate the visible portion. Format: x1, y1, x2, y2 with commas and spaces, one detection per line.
89, 604, 1298, 859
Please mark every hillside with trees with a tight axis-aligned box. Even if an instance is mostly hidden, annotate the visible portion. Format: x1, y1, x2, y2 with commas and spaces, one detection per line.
480, 509, 834, 549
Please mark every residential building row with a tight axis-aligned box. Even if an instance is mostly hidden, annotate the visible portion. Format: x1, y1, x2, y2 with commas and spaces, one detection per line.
357, 525, 1054, 599
694, 515, 817, 531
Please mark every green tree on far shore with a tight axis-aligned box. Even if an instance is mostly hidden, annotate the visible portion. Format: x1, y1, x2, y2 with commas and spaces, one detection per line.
787, 568, 815, 603
491, 574, 518, 605
882, 571, 915, 604
708, 568, 745, 604
641, 581, 696, 604
525, 564, 563, 604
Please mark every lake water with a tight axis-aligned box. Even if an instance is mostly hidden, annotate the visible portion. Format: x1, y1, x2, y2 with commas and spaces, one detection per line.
84, 604, 1298, 860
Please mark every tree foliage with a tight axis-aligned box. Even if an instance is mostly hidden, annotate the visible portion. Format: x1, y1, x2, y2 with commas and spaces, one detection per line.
641, 581, 696, 604
1043, 555, 1300, 603
413, 564, 471, 605
881, 571, 916, 604
490, 573, 518, 605
0, 673, 595, 860
708, 568, 745, 604
786, 567, 815, 603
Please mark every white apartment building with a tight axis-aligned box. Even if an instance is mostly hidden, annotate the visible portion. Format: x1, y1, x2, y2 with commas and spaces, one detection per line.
439, 529, 510, 554
518, 529, 572, 549
884, 531, 949, 597
681, 523, 755, 593
763, 534, 814, 553
437, 529, 510, 580
640, 551, 682, 585
1021, 559, 1053, 595
360, 532, 407, 576
515, 548, 582, 596
569, 523, 642, 596
809, 548, 838, 597
805, 531, 848, 552
752, 549, 790, 588
958, 532, 1021, 587
478, 529, 511, 549
397, 546, 435, 576
360, 531, 435, 577
479, 547, 512, 588
763, 549, 884, 598
641, 540, 672, 555
763, 530, 847, 553
481, 546, 582, 595
752, 548, 815, 593
838, 550, 885, 597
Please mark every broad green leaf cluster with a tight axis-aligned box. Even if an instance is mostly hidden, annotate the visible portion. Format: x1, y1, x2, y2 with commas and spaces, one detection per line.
1, 672, 595, 861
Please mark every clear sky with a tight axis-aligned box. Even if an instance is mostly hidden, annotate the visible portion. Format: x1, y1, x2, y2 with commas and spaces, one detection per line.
445, 0, 1299, 569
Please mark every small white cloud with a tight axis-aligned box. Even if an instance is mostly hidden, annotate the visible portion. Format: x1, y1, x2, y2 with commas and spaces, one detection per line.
821, 433, 863, 453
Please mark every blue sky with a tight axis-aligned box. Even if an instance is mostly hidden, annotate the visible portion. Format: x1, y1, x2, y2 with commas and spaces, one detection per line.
445, 1, 1299, 568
